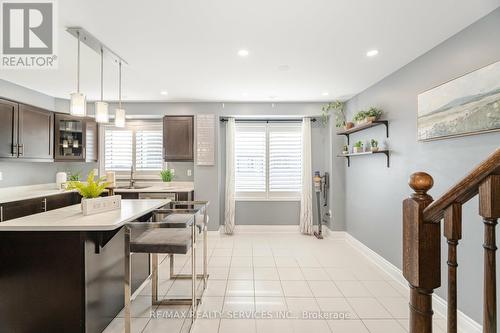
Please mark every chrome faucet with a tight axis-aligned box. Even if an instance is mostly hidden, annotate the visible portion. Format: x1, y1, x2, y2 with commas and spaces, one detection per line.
129, 165, 136, 188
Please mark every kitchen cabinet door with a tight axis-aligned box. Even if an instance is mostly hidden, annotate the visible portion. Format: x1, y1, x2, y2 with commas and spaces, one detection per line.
0, 99, 18, 158
55, 113, 85, 161
163, 116, 194, 161
85, 118, 98, 162
18, 104, 54, 161
45, 192, 80, 211
0, 198, 44, 222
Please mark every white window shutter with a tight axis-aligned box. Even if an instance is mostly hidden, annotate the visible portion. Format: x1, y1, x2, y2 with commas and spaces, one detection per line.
269, 124, 302, 193
135, 129, 163, 171
104, 129, 133, 171
235, 124, 267, 194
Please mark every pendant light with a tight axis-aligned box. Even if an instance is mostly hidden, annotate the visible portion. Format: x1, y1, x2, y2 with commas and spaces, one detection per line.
114, 61, 126, 127
69, 31, 86, 116
95, 47, 109, 123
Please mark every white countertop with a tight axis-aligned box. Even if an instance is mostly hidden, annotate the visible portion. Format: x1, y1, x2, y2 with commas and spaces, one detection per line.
0, 183, 74, 204
113, 181, 194, 193
0, 199, 169, 231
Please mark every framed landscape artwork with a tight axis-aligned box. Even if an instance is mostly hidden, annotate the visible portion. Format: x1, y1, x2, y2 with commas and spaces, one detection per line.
417, 60, 500, 141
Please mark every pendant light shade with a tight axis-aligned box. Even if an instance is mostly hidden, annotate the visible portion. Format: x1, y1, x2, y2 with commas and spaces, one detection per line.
95, 101, 109, 123
70, 92, 86, 116
114, 61, 126, 127
70, 31, 86, 116
95, 48, 109, 123
114, 108, 126, 127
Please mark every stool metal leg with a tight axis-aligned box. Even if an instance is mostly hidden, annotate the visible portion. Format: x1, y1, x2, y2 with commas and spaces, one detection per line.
151, 253, 159, 304
169, 253, 174, 279
191, 220, 197, 324
124, 227, 132, 333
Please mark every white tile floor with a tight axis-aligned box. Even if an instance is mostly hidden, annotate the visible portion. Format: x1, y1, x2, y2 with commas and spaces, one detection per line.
104, 232, 448, 333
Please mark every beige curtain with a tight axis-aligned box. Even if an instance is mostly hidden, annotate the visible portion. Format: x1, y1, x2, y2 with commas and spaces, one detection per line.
299, 118, 313, 234
224, 118, 236, 234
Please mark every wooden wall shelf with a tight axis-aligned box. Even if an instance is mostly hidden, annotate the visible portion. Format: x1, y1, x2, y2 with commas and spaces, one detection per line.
337, 149, 390, 168
337, 120, 389, 144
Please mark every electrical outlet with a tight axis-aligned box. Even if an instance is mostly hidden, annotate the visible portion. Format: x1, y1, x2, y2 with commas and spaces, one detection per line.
187, 169, 192, 177
0, 171, 3, 181
93, 168, 99, 176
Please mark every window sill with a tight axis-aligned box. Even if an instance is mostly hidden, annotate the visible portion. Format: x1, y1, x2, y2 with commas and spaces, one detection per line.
235, 198, 301, 202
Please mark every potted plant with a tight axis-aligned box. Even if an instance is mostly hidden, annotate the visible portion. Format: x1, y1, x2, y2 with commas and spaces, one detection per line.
353, 141, 364, 153
365, 107, 383, 122
353, 111, 368, 125
370, 139, 379, 152
342, 145, 349, 154
160, 169, 174, 182
67, 171, 120, 216
321, 100, 346, 128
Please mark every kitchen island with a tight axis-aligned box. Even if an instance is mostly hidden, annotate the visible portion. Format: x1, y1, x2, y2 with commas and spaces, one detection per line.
0, 199, 169, 333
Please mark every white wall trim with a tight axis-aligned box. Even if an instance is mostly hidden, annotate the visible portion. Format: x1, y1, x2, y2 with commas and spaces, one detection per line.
338, 230, 482, 333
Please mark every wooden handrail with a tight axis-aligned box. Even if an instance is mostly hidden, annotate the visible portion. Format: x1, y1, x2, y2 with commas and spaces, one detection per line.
423, 148, 500, 223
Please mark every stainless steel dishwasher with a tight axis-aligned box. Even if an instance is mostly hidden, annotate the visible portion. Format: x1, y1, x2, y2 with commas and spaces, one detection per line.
138, 192, 178, 201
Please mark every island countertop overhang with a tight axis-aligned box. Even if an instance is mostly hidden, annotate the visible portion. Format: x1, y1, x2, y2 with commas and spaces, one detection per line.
0, 199, 170, 231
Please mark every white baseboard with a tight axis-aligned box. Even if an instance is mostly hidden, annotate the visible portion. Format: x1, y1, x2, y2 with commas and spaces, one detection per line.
232, 224, 299, 233
341, 231, 482, 333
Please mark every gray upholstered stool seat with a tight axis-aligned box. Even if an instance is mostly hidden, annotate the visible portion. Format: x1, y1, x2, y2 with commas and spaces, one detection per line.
130, 228, 191, 254
160, 213, 203, 232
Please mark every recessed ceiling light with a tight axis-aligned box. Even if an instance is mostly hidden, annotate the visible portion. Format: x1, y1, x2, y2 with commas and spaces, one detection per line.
238, 49, 249, 57
366, 49, 379, 57
277, 64, 290, 72
160, 91, 168, 95
322, 92, 329, 96
242, 92, 248, 97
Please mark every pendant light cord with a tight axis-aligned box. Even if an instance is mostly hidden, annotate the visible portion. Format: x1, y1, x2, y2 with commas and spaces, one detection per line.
100, 48, 104, 101
77, 31, 80, 93
119, 61, 122, 109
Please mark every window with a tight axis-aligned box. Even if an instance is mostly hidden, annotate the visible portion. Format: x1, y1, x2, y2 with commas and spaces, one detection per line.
102, 120, 163, 177
235, 122, 302, 200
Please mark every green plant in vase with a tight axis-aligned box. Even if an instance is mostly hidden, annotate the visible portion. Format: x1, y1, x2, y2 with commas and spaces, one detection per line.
370, 139, 379, 152
365, 107, 383, 122
160, 169, 174, 182
67, 171, 82, 181
321, 100, 347, 128
66, 170, 110, 199
342, 144, 349, 154
353, 140, 364, 153
353, 111, 368, 124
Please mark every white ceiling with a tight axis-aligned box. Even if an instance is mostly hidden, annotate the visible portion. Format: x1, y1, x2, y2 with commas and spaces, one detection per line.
1, 0, 499, 102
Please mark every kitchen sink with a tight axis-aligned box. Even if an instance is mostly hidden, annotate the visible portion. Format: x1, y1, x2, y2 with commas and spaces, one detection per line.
116, 185, 151, 190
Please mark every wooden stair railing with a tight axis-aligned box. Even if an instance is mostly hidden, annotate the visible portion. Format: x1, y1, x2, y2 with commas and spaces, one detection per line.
403, 148, 500, 333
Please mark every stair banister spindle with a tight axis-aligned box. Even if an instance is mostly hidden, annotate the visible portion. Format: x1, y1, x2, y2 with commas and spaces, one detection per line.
403, 172, 441, 333
479, 175, 499, 333
444, 203, 462, 333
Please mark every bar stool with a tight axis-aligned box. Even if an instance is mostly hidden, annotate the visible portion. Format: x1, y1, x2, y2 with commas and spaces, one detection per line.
124, 212, 200, 333
152, 201, 210, 289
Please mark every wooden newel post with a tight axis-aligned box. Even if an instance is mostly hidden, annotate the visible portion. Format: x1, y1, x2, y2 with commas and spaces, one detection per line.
403, 172, 441, 333
479, 175, 500, 333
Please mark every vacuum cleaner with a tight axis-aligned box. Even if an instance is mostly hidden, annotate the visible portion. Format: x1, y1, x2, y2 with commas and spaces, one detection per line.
313, 171, 329, 239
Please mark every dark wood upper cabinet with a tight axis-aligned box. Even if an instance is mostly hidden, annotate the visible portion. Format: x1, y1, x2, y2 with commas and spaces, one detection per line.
163, 116, 194, 161
18, 104, 54, 161
55, 114, 98, 162
0, 99, 18, 158
0, 99, 53, 161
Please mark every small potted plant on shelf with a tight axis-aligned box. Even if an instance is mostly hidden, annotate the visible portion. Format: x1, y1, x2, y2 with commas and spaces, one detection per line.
353, 111, 368, 125
67, 170, 120, 216
370, 139, 379, 152
321, 100, 348, 128
353, 141, 364, 153
160, 169, 174, 182
342, 145, 349, 154
365, 107, 383, 122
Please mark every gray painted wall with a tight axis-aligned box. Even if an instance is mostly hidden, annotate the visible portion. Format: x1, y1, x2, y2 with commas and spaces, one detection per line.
55, 100, 335, 231
343, 8, 500, 324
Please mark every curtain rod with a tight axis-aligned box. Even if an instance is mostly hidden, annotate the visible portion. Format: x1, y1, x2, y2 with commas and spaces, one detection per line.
219, 117, 317, 123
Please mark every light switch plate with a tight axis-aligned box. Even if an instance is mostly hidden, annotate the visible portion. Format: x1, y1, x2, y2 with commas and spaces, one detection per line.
93, 168, 99, 176
187, 169, 192, 176
0, 171, 3, 181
